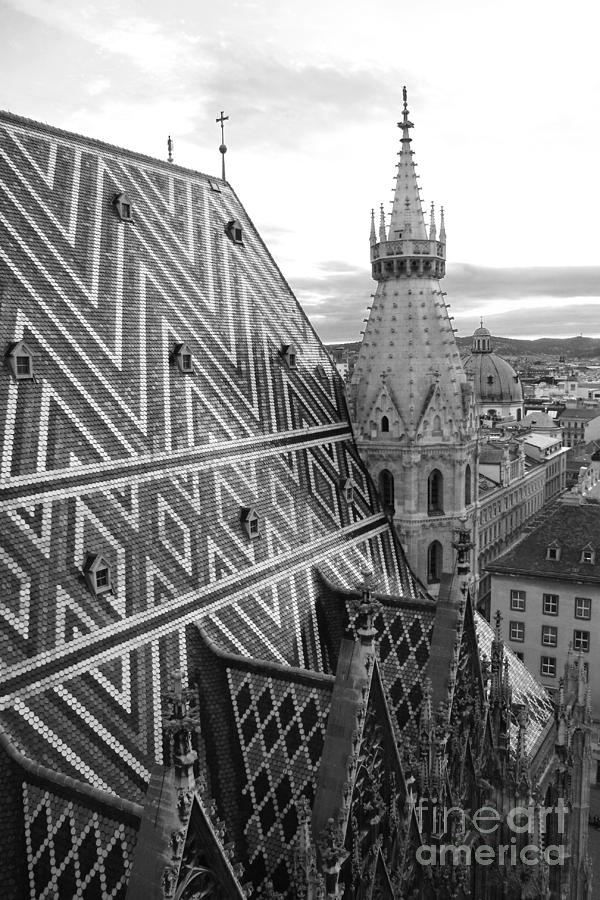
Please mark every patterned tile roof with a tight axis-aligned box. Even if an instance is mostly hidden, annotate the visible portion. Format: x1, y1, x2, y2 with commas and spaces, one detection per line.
475, 614, 554, 757
0, 110, 425, 816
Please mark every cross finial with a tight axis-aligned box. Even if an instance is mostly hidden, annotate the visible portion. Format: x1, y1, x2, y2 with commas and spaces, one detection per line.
216, 110, 229, 180
167, 135, 173, 164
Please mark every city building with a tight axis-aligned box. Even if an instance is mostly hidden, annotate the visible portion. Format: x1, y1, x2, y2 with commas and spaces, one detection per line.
348, 91, 477, 591
488, 501, 600, 783
557, 406, 600, 447
0, 106, 592, 899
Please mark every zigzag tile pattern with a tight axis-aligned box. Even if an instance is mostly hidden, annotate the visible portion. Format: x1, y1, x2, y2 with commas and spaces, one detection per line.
0, 111, 423, 822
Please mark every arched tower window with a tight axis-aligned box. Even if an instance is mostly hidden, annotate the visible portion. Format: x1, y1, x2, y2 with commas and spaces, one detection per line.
465, 464, 472, 506
516, 408, 522, 422
379, 469, 394, 511
427, 541, 443, 583
428, 469, 444, 514
381, 415, 389, 433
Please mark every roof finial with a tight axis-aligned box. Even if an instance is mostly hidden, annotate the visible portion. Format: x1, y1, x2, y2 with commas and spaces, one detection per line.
480, 316, 484, 328
167, 135, 173, 164
379, 203, 387, 242
429, 201, 436, 242
398, 85, 414, 142
370, 208, 376, 245
439, 205, 446, 242
216, 110, 229, 180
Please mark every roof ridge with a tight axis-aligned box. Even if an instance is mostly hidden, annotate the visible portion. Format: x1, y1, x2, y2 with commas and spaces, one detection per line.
0, 109, 224, 184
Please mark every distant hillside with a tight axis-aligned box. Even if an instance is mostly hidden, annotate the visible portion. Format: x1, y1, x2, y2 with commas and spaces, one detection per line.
326, 336, 600, 360
455, 335, 600, 359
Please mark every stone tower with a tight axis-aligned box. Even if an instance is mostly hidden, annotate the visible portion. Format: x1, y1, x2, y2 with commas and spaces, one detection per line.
349, 89, 477, 592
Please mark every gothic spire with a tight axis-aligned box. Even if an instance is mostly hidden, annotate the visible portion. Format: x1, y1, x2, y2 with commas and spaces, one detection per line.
378, 203, 387, 243
370, 208, 376, 245
389, 87, 427, 241
429, 202, 436, 242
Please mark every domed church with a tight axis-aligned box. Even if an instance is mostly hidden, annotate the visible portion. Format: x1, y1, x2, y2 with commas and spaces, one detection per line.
463, 324, 524, 422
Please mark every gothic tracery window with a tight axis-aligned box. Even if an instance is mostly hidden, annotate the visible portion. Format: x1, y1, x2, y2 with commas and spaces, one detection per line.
427, 540, 443, 583
379, 469, 394, 511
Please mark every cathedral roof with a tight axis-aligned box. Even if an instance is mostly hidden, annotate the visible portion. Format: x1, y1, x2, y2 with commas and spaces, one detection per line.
0, 109, 431, 895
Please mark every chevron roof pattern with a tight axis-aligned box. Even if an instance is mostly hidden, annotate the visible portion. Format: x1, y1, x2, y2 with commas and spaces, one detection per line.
0, 111, 435, 896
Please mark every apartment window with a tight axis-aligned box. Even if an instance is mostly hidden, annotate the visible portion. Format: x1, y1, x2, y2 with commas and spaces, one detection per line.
542, 593, 559, 616
573, 630, 590, 653
575, 597, 591, 620
541, 625, 558, 647
509, 621, 525, 642
510, 589, 526, 612
540, 656, 556, 678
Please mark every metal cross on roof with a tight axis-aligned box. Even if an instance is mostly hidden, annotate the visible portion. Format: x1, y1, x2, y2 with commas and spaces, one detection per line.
216, 110, 229, 180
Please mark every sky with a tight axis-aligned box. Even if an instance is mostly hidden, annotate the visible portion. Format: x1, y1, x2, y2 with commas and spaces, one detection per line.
1, 0, 600, 343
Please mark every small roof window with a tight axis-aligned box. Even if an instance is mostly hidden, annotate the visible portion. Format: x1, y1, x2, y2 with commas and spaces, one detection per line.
546, 540, 561, 562
113, 192, 134, 222
208, 179, 221, 193
240, 507, 261, 540
171, 343, 195, 374
280, 344, 297, 369
341, 478, 355, 505
315, 364, 328, 381
5, 340, 36, 381
83, 553, 113, 596
581, 544, 595, 564
225, 219, 243, 245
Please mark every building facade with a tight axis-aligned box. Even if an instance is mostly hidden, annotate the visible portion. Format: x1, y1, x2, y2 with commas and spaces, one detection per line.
489, 501, 600, 783
349, 91, 477, 591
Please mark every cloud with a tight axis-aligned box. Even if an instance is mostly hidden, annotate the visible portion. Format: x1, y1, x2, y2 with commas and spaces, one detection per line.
289, 261, 600, 344
445, 263, 600, 302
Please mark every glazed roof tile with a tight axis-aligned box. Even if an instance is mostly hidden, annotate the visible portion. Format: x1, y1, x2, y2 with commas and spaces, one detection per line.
0, 111, 422, 808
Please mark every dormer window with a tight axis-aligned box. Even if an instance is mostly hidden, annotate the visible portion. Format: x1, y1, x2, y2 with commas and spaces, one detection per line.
341, 478, 355, 505
315, 364, 327, 380
581, 545, 595, 564
6, 340, 36, 381
240, 507, 260, 540
546, 541, 561, 561
280, 344, 297, 369
83, 553, 112, 596
113, 193, 134, 222
172, 343, 194, 374
225, 219, 243, 244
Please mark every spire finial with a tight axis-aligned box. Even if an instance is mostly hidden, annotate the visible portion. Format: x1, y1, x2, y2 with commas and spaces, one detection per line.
370, 208, 376, 245
439, 205, 446, 242
167, 135, 173, 164
429, 201, 436, 241
398, 86, 414, 142
379, 203, 387, 242
216, 110, 229, 180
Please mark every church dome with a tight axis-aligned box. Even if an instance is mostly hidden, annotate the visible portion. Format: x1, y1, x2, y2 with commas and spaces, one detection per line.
463, 326, 523, 405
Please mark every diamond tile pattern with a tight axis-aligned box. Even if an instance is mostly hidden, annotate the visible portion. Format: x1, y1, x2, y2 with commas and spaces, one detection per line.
375, 605, 436, 738
227, 666, 332, 893
22, 783, 136, 899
